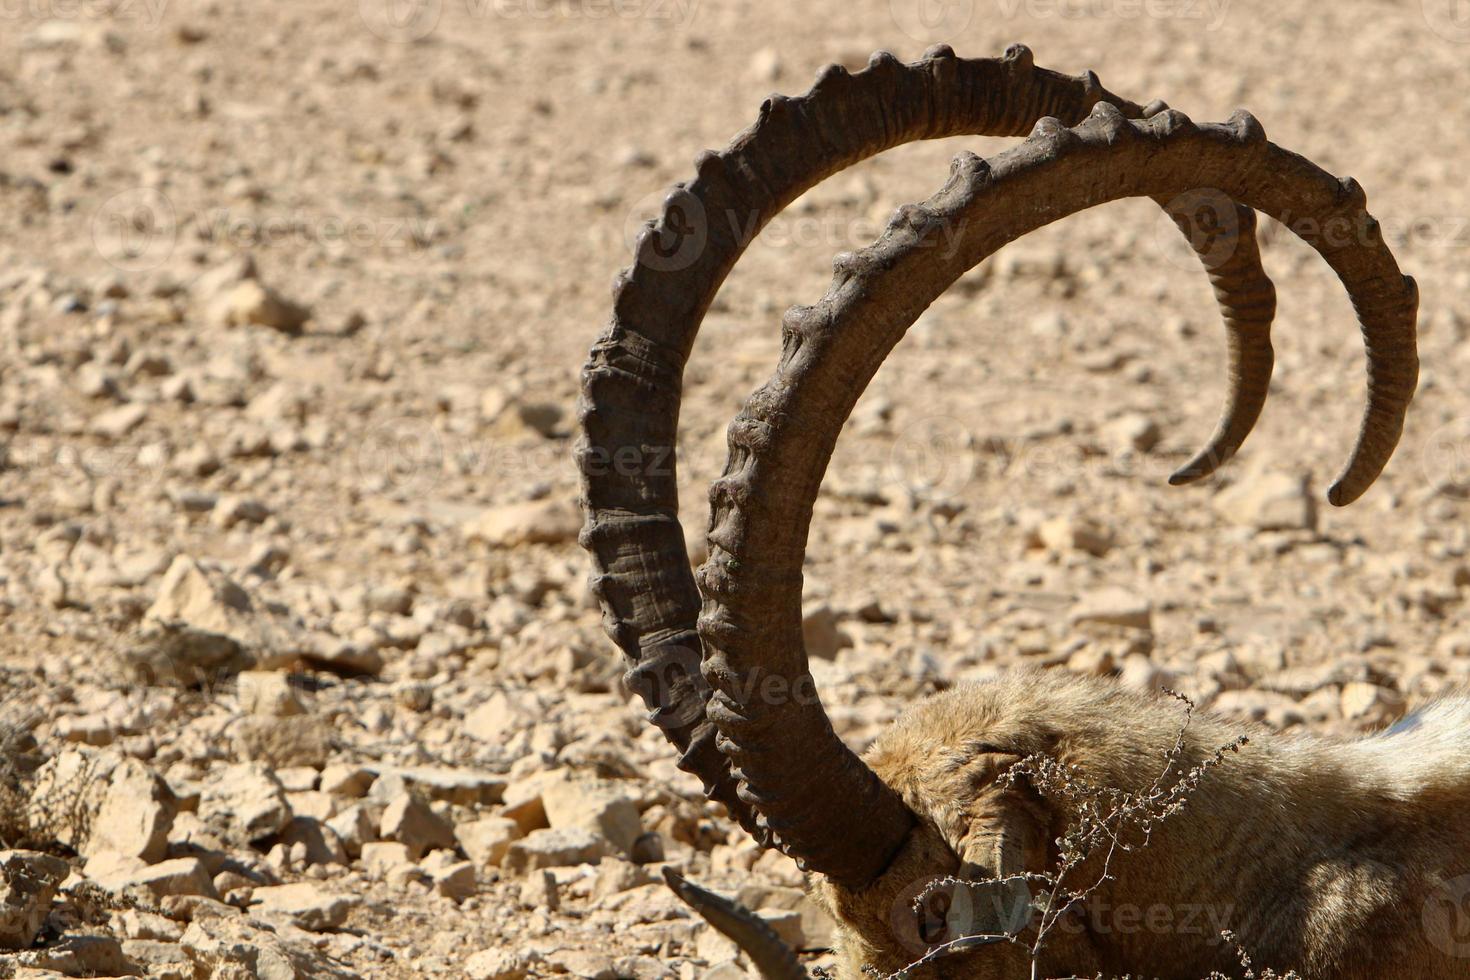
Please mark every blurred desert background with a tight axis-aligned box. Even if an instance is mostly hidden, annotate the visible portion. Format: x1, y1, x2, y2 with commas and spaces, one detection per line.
0, 0, 1468, 976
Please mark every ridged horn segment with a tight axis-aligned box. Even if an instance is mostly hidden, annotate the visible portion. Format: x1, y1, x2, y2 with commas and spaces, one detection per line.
576, 46, 1280, 849
662, 870, 807, 980
1163, 198, 1277, 485
697, 112, 1416, 888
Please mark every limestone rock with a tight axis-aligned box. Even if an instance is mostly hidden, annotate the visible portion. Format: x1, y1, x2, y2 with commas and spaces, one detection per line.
115, 621, 251, 687
758, 907, 804, 948
180, 911, 363, 978
591, 856, 654, 901
457, 816, 520, 868
1100, 413, 1161, 454
90, 756, 177, 863
367, 765, 505, 806
123, 938, 193, 974
1341, 682, 1405, 726
1214, 472, 1316, 532
518, 868, 559, 910
28, 748, 175, 864
466, 499, 581, 547
1070, 588, 1153, 631
325, 803, 381, 858
379, 794, 455, 860
11, 934, 131, 975
200, 763, 292, 844
303, 633, 385, 676
144, 556, 304, 663
484, 396, 564, 440
280, 816, 348, 866
1118, 654, 1170, 694
801, 603, 845, 661
362, 841, 413, 878
250, 882, 358, 931
237, 670, 305, 718
465, 689, 536, 744
1211, 690, 1306, 729
91, 402, 148, 439
546, 949, 619, 979
748, 46, 783, 82
208, 279, 312, 333
467, 949, 539, 980
421, 850, 477, 901
503, 827, 607, 873
232, 715, 333, 769
1038, 515, 1114, 557
319, 764, 374, 798
541, 777, 642, 855
0, 850, 69, 950
98, 857, 217, 900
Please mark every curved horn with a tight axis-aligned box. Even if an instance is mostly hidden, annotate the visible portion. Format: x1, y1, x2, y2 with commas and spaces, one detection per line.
1165, 197, 1277, 485
1143, 96, 1279, 485
576, 45, 1276, 833
662, 869, 809, 980
697, 104, 1417, 887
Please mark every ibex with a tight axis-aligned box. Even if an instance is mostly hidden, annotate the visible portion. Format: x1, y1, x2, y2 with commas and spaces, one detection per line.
577, 45, 1432, 978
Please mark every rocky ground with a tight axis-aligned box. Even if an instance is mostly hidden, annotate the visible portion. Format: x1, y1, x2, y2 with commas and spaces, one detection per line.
0, 0, 1469, 977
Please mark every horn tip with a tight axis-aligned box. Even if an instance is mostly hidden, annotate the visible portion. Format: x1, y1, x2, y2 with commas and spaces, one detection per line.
1170, 447, 1231, 486
1326, 480, 1357, 507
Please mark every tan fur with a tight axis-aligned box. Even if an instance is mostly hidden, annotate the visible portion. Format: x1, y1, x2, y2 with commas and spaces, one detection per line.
811, 670, 1470, 978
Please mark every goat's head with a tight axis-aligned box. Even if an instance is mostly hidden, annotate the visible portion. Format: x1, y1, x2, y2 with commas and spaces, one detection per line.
577, 45, 1418, 976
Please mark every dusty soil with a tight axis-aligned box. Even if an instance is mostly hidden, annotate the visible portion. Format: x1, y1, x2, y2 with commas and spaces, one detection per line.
0, 0, 1468, 977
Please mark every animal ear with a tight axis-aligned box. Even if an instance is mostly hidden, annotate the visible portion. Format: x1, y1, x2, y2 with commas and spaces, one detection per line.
918, 778, 1054, 947
949, 821, 1040, 942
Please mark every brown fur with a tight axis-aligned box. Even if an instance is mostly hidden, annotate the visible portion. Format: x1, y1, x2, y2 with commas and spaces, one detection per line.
811, 670, 1470, 978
